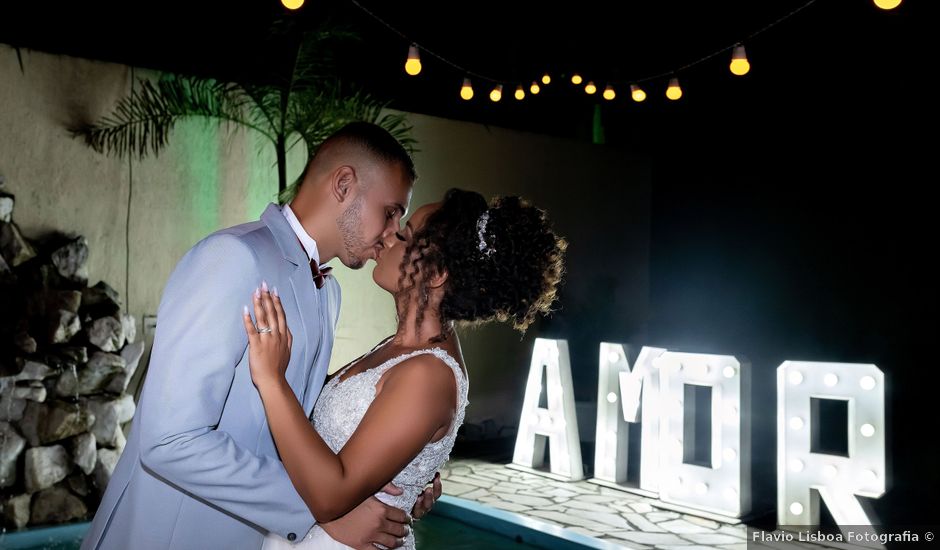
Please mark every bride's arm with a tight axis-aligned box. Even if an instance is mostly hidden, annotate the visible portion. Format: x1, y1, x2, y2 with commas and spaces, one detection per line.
242, 287, 456, 522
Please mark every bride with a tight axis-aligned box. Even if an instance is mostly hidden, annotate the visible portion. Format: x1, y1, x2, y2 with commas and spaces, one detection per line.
242, 188, 565, 549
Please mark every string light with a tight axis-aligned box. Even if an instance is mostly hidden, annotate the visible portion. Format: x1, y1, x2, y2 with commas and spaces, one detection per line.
404, 44, 422, 76
666, 77, 683, 100
515, 85, 526, 100
460, 78, 474, 100
730, 44, 750, 75
603, 85, 616, 100
281, 0, 304, 9
346, 0, 882, 109
873, 0, 902, 9
630, 84, 647, 102
490, 84, 503, 102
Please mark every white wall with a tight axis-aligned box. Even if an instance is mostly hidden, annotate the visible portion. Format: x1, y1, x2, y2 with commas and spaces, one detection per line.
1, 44, 650, 428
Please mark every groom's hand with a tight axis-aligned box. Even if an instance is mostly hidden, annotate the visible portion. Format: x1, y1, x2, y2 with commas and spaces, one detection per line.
411, 472, 443, 520
319, 496, 410, 549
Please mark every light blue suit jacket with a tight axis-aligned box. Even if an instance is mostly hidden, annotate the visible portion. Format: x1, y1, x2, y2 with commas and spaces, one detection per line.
82, 203, 341, 549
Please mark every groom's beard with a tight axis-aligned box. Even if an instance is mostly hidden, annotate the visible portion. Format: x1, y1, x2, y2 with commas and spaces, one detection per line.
338, 194, 368, 269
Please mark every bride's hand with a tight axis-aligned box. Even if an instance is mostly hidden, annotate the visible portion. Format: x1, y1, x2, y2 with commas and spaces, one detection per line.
241, 282, 293, 390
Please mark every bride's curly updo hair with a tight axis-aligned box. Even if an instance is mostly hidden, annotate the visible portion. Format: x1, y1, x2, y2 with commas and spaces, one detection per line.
397, 188, 566, 337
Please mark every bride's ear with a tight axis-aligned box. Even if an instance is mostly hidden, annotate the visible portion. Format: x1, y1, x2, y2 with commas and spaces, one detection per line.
428, 268, 448, 290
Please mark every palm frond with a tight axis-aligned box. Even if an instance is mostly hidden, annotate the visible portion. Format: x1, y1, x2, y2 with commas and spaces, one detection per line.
72, 76, 274, 159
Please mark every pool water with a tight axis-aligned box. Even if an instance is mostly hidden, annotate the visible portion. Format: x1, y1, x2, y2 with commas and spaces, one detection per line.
0, 515, 542, 549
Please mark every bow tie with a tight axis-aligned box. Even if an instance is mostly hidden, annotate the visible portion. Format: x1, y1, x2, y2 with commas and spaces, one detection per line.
311, 259, 333, 289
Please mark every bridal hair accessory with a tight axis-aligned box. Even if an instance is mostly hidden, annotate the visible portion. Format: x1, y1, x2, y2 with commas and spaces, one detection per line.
476, 211, 495, 257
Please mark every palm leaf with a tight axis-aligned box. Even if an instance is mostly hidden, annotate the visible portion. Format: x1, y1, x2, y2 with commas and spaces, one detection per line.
72, 76, 274, 159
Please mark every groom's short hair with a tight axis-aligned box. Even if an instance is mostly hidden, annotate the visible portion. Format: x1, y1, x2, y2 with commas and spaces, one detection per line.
303, 122, 416, 186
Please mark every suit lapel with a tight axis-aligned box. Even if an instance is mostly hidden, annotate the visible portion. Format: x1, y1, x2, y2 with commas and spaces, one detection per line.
260, 203, 322, 406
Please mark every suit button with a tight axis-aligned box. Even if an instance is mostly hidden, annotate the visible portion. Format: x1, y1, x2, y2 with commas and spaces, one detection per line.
287, 533, 297, 541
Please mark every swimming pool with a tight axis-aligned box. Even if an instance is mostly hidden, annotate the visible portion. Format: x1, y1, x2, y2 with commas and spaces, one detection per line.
0, 495, 610, 549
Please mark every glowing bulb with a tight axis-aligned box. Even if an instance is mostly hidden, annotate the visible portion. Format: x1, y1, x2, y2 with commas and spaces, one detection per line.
789, 416, 804, 430
824, 464, 838, 478
724, 488, 738, 500
724, 405, 738, 423
607, 351, 620, 363
723, 448, 737, 461
515, 85, 525, 100
404, 45, 422, 76
630, 85, 646, 102
571, 73, 583, 85
789, 459, 804, 472
729, 44, 750, 76
584, 81, 596, 94
873, 0, 902, 10
790, 502, 804, 515
723, 366, 736, 378
542, 73, 551, 85
860, 423, 875, 437
824, 373, 839, 387
281, 0, 304, 9
606, 392, 618, 403
789, 370, 804, 385
695, 482, 709, 495
490, 85, 503, 102
530, 81, 540, 94
860, 376, 876, 390
602, 85, 616, 100
666, 77, 683, 100
865, 469, 878, 482
460, 78, 474, 100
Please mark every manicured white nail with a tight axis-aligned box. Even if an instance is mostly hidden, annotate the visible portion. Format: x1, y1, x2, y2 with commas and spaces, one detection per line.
254, 287, 260, 299
272, 286, 279, 298
243, 305, 249, 315
261, 280, 269, 293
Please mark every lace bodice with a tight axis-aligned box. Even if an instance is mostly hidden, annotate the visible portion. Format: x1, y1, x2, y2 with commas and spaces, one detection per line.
310, 347, 469, 548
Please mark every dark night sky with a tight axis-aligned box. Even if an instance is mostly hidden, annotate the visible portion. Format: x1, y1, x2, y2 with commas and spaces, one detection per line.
2, 0, 934, 528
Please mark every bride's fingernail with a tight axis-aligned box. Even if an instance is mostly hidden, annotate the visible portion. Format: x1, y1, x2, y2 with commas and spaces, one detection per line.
254, 287, 261, 299
243, 305, 249, 315
272, 286, 279, 298
404, 526, 411, 536
261, 280, 269, 293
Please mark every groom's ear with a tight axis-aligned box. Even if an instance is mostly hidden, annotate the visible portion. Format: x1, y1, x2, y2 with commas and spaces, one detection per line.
330, 165, 357, 203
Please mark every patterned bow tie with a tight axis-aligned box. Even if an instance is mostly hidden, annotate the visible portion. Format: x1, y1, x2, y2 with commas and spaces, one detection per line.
311, 259, 333, 289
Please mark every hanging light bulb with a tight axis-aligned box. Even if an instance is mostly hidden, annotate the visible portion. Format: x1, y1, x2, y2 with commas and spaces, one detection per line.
530, 81, 540, 94
541, 73, 551, 85
515, 85, 525, 100
281, 0, 304, 9
873, 0, 902, 9
404, 44, 422, 76
571, 73, 583, 85
490, 84, 503, 102
730, 44, 750, 76
584, 81, 597, 94
630, 84, 647, 102
460, 78, 474, 100
603, 85, 616, 100
666, 77, 683, 100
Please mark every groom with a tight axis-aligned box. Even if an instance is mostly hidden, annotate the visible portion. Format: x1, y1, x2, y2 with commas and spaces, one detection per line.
83, 122, 438, 549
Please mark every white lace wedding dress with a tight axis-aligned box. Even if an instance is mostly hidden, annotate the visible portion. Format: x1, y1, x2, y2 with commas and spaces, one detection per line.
263, 347, 469, 549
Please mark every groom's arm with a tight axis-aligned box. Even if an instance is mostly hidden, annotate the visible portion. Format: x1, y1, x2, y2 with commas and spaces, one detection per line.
137, 234, 314, 539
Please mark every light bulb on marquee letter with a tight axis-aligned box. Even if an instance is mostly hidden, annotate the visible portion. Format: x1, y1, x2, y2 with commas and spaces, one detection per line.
657, 352, 752, 518
777, 362, 885, 530
511, 339, 584, 480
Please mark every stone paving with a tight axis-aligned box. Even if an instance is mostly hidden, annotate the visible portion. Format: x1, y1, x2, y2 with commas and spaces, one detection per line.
439, 459, 846, 550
